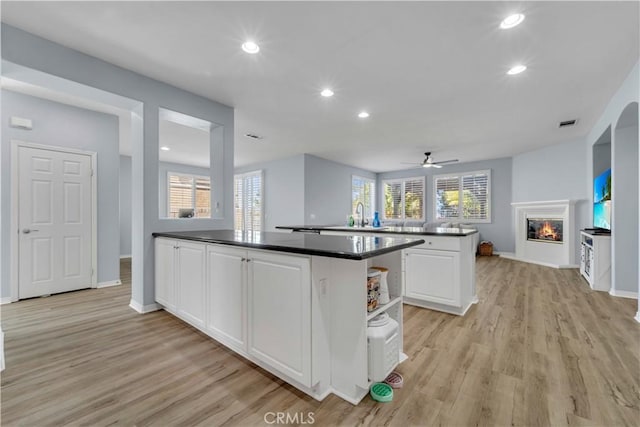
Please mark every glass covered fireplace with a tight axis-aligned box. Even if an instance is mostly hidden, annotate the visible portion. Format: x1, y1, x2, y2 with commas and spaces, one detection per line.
527, 218, 563, 243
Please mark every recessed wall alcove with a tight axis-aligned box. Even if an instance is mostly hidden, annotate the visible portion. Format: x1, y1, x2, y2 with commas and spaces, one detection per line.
612, 102, 639, 299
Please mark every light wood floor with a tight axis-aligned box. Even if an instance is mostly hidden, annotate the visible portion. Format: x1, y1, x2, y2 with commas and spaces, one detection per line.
2, 256, 639, 426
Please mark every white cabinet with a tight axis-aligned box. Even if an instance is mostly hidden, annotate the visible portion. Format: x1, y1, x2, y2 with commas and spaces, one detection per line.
580, 231, 611, 291
154, 238, 206, 329
405, 248, 460, 306
176, 241, 206, 328
206, 245, 246, 352
248, 251, 312, 387
156, 240, 312, 388
401, 234, 475, 315
155, 238, 177, 311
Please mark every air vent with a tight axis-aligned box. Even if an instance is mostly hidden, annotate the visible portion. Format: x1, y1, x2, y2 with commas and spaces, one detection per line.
245, 133, 264, 140
559, 119, 577, 128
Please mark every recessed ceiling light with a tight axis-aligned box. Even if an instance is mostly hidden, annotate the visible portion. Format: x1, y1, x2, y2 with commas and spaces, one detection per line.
160, 146, 170, 151
500, 13, 525, 29
507, 64, 527, 75
320, 88, 334, 97
358, 111, 370, 119
241, 41, 260, 54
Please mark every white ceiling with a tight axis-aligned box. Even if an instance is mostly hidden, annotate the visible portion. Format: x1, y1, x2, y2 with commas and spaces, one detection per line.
159, 118, 211, 169
1, 1, 638, 172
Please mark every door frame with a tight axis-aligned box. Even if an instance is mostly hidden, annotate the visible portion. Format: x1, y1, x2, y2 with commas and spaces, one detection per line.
10, 140, 98, 302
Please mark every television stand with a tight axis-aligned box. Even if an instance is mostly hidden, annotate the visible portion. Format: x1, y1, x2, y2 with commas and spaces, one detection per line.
580, 230, 611, 291
582, 228, 611, 235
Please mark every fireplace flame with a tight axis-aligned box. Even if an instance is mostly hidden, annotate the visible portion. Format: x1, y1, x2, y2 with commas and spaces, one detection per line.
538, 221, 558, 240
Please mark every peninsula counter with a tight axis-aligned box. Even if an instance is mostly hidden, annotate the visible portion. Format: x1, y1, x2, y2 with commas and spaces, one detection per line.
152, 230, 424, 404
277, 225, 479, 316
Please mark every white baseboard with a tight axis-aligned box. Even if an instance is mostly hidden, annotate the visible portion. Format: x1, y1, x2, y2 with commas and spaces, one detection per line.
498, 253, 578, 269
119, 255, 132, 259
635, 312, 640, 323
97, 279, 122, 289
129, 299, 161, 314
0, 297, 13, 305
608, 289, 638, 299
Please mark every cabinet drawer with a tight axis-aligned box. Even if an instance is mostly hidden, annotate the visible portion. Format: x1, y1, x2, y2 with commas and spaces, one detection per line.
405, 235, 460, 251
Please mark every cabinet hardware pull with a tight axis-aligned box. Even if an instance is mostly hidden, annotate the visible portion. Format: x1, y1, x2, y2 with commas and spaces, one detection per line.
241, 257, 247, 261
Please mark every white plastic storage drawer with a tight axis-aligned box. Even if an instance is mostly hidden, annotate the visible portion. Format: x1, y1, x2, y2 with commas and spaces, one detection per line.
405, 235, 461, 251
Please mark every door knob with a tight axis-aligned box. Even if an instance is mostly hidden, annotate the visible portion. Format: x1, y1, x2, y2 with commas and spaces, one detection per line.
22, 228, 39, 234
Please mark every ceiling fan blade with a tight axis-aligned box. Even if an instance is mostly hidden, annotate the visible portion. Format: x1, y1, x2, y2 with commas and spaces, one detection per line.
432, 164, 443, 168
431, 159, 459, 165
400, 162, 422, 165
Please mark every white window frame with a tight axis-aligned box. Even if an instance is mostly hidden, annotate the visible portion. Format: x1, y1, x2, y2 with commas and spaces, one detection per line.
381, 176, 426, 220
432, 169, 491, 224
351, 175, 376, 219
167, 171, 211, 219
234, 170, 264, 231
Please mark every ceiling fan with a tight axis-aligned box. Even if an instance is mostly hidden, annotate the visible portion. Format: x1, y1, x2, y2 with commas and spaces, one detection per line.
401, 152, 459, 169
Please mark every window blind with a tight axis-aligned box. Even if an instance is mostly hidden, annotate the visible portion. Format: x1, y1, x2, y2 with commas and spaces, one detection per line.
169, 174, 194, 218
462, 172, 489, 221
404, 178, 424, 219
435, 176, 460, 220
383, 177, 424, 220
352, 176, 376, 219
194, 177, 211, 218
434, 170, 491, 222
168, 173, 211, 218
235, 171, 263, 231
383, 181, 403, 219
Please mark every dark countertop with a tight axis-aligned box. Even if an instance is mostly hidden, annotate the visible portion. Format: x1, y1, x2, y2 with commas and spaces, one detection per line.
276, 225, 479, 237
152, 229, 425, 260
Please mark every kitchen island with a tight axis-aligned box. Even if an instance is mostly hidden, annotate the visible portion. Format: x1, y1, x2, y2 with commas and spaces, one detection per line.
277, 225, 479, 316
152, 230, 424, 404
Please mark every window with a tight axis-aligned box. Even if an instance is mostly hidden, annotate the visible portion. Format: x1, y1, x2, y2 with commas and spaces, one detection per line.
434, 170, 491, 223
234, 170, 263, 231
382, 177, 425, 220
351, 176, 376, 218
168, 173, 211, 218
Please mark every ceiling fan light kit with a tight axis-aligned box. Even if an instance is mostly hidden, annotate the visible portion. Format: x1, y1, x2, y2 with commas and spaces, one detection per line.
401, 152, 459, 169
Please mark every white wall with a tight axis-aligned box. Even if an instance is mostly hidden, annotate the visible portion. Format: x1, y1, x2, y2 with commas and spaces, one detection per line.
2, 24, 235, 308
512, 137, 589, 263
235, 155, 306, 231
1, 89, 120, 293
304, 154, 377, 226
119, 155, 132, 257
378, 157, 514, 252
585, 61, 639, 301
612, 123, 639, 294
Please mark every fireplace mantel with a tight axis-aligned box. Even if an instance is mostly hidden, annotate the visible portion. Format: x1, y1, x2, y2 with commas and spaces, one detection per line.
504, 200, 578, 268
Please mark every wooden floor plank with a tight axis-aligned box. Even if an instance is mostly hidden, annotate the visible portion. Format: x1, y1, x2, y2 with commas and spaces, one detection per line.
2, 256, 639, 426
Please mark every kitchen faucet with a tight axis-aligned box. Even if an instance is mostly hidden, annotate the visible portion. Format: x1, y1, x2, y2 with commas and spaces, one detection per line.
355, 202, 366, 227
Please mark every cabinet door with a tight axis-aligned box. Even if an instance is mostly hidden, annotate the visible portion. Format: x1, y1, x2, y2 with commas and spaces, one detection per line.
176, 241, 206, 328
405, 248, 461, 307
155, 238, 177, 311
206, 245, 246, 352
247, 251, 312, 387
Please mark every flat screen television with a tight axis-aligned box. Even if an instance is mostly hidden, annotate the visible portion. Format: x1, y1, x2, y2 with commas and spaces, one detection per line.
593, 168, 611, 231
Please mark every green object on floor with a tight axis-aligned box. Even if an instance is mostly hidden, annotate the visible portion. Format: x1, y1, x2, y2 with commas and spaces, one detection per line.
370, 382, 393, 402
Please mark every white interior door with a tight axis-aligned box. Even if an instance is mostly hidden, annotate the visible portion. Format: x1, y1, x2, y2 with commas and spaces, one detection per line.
18, 146, 93, 299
